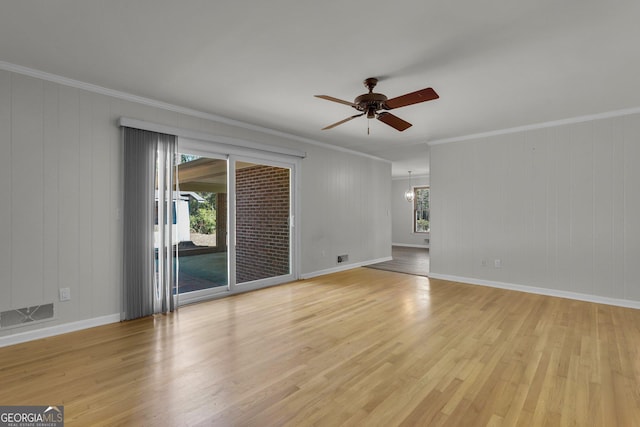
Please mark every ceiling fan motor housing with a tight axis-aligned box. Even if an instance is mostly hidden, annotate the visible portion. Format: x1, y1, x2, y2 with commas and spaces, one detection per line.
355, 77, 388, 117
354, 93, 388, 117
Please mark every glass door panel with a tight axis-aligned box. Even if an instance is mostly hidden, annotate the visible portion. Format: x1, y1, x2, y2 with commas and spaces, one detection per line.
175, 153, 228, 294
234, 160, 291, 285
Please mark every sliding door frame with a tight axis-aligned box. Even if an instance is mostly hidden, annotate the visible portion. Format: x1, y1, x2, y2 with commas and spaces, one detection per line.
178, 137, 301, 303
174, 149, 230, 306
228, 154, 297, 293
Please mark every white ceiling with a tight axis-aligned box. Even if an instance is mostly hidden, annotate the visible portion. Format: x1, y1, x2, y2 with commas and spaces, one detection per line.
1, 1, 639, 177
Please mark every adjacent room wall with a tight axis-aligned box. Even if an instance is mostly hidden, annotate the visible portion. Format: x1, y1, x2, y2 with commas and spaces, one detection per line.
429, 113, 640, 305
0, 69, 392, 341
392, 175, 429, 248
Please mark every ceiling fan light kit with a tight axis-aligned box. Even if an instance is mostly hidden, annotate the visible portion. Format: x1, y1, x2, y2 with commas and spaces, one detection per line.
315, 77, 439, 132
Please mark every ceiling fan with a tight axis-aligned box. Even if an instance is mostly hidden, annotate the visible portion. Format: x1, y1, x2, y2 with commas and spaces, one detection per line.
315, 77, 439, 132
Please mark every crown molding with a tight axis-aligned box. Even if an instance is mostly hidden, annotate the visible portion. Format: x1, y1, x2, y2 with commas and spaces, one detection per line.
392, 173, 429, 181
0, 60, 388, 163
428, 106, 640, 146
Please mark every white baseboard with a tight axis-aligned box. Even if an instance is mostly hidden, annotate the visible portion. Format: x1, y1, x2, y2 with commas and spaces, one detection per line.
392, 243, 429, 249
428, 273, 640, 310
300, 256, 393, 280
0, 313, 121, 348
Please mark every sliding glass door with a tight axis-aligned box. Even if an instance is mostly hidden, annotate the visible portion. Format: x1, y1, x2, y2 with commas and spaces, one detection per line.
232, 158, 292, 288
174, 153, 229, 300
173, 144, 297, 303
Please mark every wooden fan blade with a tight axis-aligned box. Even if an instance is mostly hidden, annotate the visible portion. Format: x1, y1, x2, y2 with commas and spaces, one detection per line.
377, 112, 412, 131
322, 113, 364, 130
315, 95, 357, 108
385, 87, 439, 109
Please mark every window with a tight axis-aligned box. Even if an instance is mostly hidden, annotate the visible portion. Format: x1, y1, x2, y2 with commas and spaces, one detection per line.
414, 186, 429, 233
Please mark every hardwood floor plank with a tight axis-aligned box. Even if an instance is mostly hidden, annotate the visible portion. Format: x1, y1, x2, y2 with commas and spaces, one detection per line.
1, 268, 640, 426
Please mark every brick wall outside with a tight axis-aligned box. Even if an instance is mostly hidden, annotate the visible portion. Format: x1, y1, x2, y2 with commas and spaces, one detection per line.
216, 193, 227, 250
236, 165, 290, 283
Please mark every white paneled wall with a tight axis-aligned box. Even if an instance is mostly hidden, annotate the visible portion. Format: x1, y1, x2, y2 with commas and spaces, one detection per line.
430, 114, 640, 304
0, 69, 391, 340
11, 75, 45, 308
369, 160, 392, 258
300, 144, 391, 274
0, 71, 11, 308
0, 74, 124, 331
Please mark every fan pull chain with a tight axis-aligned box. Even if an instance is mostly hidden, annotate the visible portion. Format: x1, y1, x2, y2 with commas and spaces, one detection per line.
367, 121, 370, 135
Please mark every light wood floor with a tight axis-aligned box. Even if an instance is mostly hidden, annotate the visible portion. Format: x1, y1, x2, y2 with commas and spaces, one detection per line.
367, 246, 429, 276
2, 268, 640, 426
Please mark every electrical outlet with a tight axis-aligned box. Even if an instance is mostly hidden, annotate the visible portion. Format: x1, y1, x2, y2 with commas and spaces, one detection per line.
481, 259, 487, 267
494, 259, 502, 268
59, 288, 71, 301
337, 254, 349, 263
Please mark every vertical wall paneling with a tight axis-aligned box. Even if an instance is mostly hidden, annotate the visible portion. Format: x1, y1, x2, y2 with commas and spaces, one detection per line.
554, 126, 572, 293
335, 153, 349, 255
11, 74, 45, 308
351, 156, 363, 260
428, 146, 445, 273
445, 143, 466, 275
56, 86, 81, 323
528, 129, 549, 287
545, 128, 559, 290
623, 116, 640, 300
569, 122, 595, 294
457, 143, 476, 277
372, 161, 391, 254
593, 119, 615, 297
77, 92, 93, 319
300, 146, 328, 272
299, 145, 391, 274
501, 135, 518, 280
474, 137, 500, 279
90, 94, 112, 316
611, 117, 626, 299
109, 105, 123, 317
430, 112, 640, 303
42, 82, 60, 305
0, 71, 11, 311
369, 160, 388, 259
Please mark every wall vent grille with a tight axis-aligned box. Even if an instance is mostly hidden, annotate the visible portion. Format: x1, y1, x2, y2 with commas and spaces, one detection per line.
0, 304, 54, 328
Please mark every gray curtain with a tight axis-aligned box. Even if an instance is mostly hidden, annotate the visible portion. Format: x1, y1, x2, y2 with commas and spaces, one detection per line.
123, 127, 177, 320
